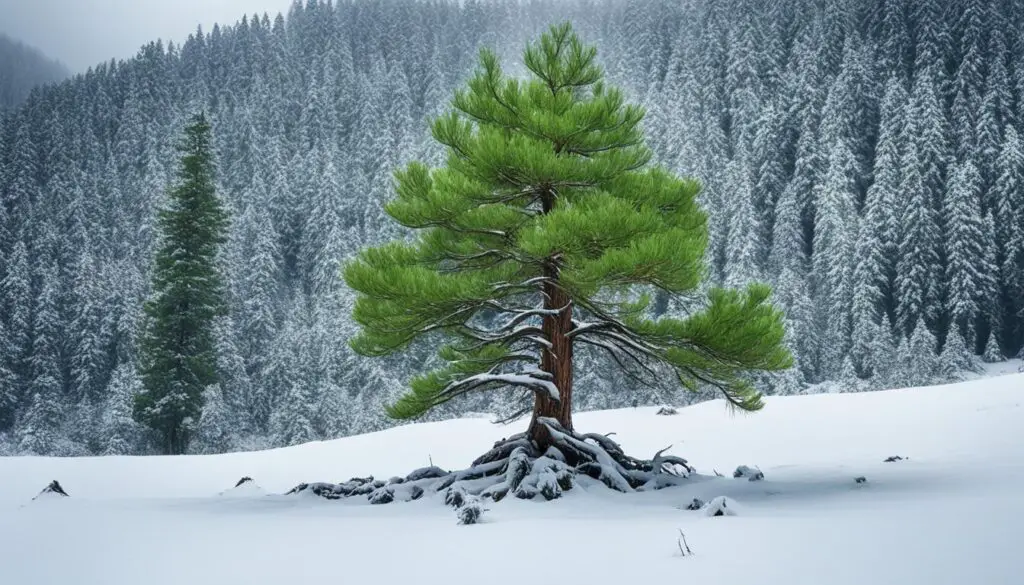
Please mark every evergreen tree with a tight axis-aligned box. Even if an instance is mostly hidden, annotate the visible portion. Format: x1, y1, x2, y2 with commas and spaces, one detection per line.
982, 330, 1005, 363
977, 40, 1008, 195
944, 160, 988, 348
865, 316, 898, 389
993, 127, 1024, 349
16, 389, 63, 455
813, 136, 858, 377
0, 319, 15, 431
773, 268, 818, 383
134, 113, 229, 455
723, 157, 762, 288
69, 248, 109, 402
878, 0, 910, 80
19, 260, 64, 455
896, 141, 941, 337
891, 335, 915, 389
100, 363, 145, 455
907, 323, 940, 386
950, 0, 986, 163
192, 384, 236, 453
236, 200, 282, 389
1, 240, 31, 393
212, 315, 250, 432
344, 24, 791, 452
938, 325, 979, 379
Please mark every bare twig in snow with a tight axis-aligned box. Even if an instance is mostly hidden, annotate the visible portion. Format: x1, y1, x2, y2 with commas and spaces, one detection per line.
677, 529, 693, 557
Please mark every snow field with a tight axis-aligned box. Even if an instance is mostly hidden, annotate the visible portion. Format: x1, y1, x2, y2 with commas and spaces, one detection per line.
1, 373, 1022, 585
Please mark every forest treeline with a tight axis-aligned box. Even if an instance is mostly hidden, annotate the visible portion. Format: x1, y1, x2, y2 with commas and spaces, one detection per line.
1, 0, 1021, 455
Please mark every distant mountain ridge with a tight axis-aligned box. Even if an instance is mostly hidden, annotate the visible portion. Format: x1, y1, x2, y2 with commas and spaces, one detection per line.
0, 34, 68, 111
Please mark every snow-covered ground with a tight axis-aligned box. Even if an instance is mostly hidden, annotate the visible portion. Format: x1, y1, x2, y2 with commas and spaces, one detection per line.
2, 373, 1022, 585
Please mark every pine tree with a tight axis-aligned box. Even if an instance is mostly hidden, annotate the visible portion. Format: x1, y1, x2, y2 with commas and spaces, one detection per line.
1, 240, 31, 395
879, 0, 911, 80
849, 76, 906, 376
19, 260, 65, 455
212, 315, 250, 433
0, 320, 15, 431
896, 141, 942, 337
344, 24, 790, 466
723, 157, 762, 288
270, 349, 318, 447
938, 325, 979, 379
907, 323, 940, 386
982, 330, 1005, 363
979, 210, 1001, 353
993, 127, 1024, 349
773, 268, 818, 383
813, 136, 858, 377
838, 355, 864, 392
236, 200, 281, 387
865, 316, 899, 389
192, 384, 235, 454
944, 160, 989, 348
69, 248, 108, 402
100, 363, 145, 455
134, 113, 229, 455
17, 389, 63, 455
891, 335, 915, 389
950, 0, 986, 162
977, 33, 1009, 195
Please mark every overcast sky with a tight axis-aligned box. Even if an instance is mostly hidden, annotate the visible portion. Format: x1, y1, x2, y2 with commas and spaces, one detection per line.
0, 0, 293, 72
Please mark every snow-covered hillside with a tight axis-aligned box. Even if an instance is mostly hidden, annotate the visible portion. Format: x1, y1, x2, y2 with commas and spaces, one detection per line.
2, 373, 1022, 585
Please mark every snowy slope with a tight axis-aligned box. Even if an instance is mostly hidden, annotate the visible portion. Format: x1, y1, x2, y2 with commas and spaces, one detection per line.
1, 373, 1022, 585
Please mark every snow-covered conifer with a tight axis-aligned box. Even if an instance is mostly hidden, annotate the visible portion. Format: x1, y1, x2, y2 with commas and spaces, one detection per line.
944, 160, 989, 347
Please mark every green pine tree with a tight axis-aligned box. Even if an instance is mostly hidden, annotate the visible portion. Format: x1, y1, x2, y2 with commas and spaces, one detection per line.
344, 24, 791, 450
134, 113, 229, 455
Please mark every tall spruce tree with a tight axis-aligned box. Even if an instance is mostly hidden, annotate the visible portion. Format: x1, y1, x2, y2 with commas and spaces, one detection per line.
134, 113, 229, 455
344, 24, 790, 469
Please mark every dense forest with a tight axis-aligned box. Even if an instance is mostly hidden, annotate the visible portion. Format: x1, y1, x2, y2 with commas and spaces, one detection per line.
1, 0, 1022, 455
0, 35, 68, 112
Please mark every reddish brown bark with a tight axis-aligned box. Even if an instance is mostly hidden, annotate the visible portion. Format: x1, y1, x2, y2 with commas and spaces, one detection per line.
528, 269, 574, 448
529, 188, 574, 448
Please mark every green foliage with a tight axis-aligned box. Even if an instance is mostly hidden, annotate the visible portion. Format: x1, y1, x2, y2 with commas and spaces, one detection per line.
134, 113, 229, 454
344, 23, 791, 421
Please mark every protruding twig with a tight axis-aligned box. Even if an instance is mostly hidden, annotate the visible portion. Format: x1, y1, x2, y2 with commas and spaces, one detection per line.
677, 529, 693, 556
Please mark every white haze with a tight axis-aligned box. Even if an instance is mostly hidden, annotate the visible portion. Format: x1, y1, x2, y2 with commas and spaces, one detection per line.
0, 0, 291, 72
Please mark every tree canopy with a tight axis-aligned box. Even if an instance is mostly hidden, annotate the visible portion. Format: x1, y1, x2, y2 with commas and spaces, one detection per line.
345, 23, 791, 446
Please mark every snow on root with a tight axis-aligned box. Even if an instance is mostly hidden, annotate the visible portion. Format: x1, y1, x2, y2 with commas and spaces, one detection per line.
219, 477, 266, 498
685, 497, 705, 511
456, 495, 487, 525
445, 485, 489, 525
286, 417, 696, 505
287, 467, 443, 503
704, 496, 739, 517
32, 480, 69, 501
733, 465, 764, 481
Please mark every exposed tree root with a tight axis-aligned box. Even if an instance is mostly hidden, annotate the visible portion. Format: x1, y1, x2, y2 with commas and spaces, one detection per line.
287, 418, 695, 504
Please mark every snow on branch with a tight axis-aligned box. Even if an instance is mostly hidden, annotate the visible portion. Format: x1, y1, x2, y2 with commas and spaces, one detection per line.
440, 369, 560, 402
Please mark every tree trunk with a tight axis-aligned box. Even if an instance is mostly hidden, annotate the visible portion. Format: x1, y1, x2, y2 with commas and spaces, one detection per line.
529, 271, 574, 448
529, 187, 574, 449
